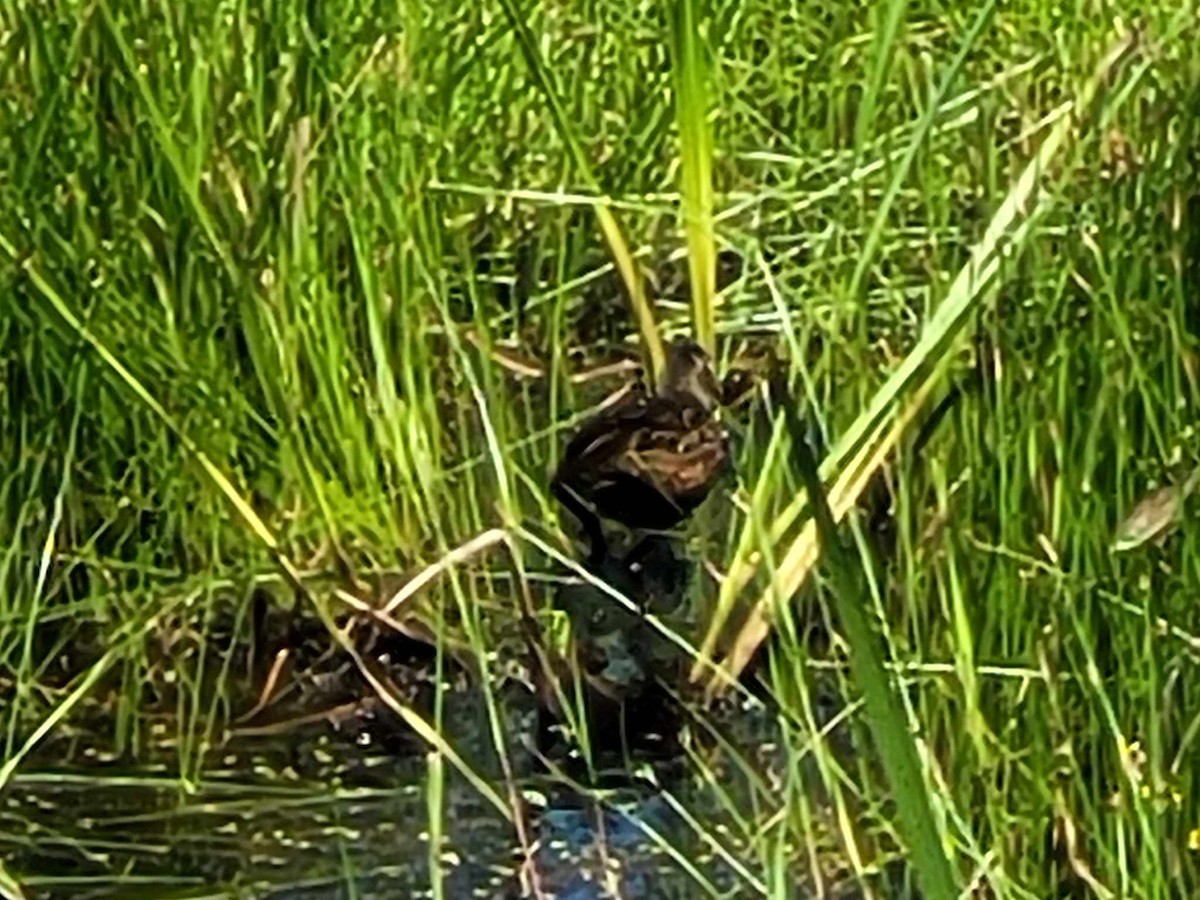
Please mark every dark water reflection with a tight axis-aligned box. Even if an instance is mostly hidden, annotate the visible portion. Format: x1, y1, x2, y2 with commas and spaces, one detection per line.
2, 535, 837, 898
2, 662, 773, 898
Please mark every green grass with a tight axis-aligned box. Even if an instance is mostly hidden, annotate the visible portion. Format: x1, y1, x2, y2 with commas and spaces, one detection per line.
3, 0, 1200, 896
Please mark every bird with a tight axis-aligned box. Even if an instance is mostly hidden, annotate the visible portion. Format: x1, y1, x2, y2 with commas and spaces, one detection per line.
551, 338, 731, 565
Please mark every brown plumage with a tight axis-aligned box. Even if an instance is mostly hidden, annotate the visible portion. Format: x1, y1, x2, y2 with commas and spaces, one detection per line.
552, 339, 730, 563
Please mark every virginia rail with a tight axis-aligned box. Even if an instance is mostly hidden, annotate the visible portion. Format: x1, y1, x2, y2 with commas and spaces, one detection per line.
552, 339, 730, 565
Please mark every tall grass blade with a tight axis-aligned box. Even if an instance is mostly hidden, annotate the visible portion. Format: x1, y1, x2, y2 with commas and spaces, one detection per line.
98, 0, 240, 287
853, 0, 910, 152
0, 859, 26, 900
668, 0, 717, 353
697, 3, 994, 680
701, 27, 1141, 692
0, 237, 304, 588
496, 0, 665, 376
0, 243, 514, 821
778, 396, 958, 899
427, 747, 446, 900
848, 0, 997, 301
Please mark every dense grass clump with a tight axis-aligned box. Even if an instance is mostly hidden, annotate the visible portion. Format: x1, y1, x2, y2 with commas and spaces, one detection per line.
2, 1, 1200, 896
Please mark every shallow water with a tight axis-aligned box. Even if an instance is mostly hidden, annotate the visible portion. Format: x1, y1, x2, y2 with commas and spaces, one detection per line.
2, 537, 854, 898
3, 682, 755, 899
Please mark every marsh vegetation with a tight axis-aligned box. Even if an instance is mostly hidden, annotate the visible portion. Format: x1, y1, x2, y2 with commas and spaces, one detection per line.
2, 2, 1199, 897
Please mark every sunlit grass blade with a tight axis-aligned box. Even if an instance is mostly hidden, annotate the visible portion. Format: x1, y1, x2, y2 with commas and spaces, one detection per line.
848, 0, 998, 301
708, 373, 939, 694
0, 241, 518, 824
0, 234, 304, 589
689, 409, 787, 681
701, 27, 1141, 692
668, 0, 717, 353
0, 585, 193, 790
324, 609, 513, 822
696, 0, 996, 679
0, 860, 26, 900
778, 395, 958, 899
495, 0, 664, 376
853, 0, 911, 152
97, 0, 240, 287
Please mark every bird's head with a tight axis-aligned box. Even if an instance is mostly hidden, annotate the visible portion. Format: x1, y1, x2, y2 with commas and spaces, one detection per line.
658, 338, 721, 413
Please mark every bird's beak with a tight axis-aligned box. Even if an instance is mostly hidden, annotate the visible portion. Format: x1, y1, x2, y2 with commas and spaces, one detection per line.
697, 366, 722, 411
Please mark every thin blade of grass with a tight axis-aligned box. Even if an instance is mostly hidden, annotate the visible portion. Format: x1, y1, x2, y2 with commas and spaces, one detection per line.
97, 0, 240, 287
697, 0, 998, 673
0, 237, 304, 588
848, 0, 998, 301
668, 0, 717, 353
426, 746, 446, 900
382, 528, 508, 614
0, 861, 25, 900
0, 586, 192, 790
0, 243, 516, 825
853, 0, 911, 152
536, 756, 727, 898
707, 372, 939, 696
778, 396, 958, 899
495, 0, 664, 377
656, 789, 769, 895
689, 409, 787, 680
702, 26, 1141, 692
317, 594, 514, 823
